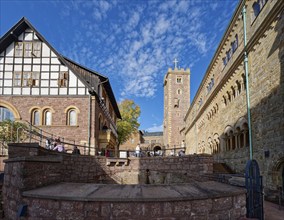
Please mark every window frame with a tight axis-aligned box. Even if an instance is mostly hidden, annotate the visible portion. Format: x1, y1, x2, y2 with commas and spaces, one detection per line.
43, 109, 52, 126
67, 109, 78, 126
14, 41, 42, 58
32, 109, 40, 126
176, 76, 182, 84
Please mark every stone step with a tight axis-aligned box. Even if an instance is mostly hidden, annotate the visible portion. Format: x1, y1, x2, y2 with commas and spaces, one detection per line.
213, 163, 235, 174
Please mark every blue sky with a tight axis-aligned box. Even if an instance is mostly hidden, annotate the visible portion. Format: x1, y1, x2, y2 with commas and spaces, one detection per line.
0, 0, 238, 132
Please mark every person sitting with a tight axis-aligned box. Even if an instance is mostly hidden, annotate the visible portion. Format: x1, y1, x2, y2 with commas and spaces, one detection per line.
72, 146, 80, 155
53, 142, 65, 152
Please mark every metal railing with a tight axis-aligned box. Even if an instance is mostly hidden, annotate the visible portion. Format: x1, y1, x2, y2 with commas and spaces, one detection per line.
12, 120, 89, 155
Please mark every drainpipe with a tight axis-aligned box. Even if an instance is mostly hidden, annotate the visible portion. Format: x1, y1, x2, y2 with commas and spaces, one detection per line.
242, 2, 253, 160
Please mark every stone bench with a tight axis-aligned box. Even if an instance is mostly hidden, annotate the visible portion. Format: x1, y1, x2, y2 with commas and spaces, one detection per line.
106, 158, 128, 166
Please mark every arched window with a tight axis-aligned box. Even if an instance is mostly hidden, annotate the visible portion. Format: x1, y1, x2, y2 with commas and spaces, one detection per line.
0, 106, 14, 122
253, 1, 261, 19
67, 109, 77, 126
43, 110, 52, 126
32, 110, 40, 125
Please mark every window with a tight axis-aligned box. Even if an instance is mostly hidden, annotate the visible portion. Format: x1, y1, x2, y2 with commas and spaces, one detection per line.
24, 42, 32, 57
199, 98, 203, 107
174, 98, 179, 108
207, 78, 215, 93
14, 72, 39, 87
23, 72, 30, 86
68, 109, 77, 126
30, 72, 40, 86
223, 57, 227, 66
14, 41, 42, 57
58, 71, 69, 87
32, 42, 41, 57
253, 1, 261, 18
232, 35, 238, 52
177, 89, 182, 95
32, 110, 40, 126
176, 76, 182, 83
15, 42, 23, 57
13, 72, 22, 86
43, 110, 52, 126
226, 48, 232, 61
0, 107, 14, 122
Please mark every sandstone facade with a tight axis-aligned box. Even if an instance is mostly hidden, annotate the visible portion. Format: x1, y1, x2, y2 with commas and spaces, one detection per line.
184, 0, 284, 195
164, 67, 190, 152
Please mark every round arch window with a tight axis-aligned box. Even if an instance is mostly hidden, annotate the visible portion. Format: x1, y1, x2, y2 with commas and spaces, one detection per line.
0, 106, 14, 122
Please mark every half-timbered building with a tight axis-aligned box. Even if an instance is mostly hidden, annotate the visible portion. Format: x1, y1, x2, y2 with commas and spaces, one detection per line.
0, 17, 121, 156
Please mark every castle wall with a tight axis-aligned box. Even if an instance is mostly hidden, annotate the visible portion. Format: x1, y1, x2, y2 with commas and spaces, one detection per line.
2, 143, 246, 220
185, 0, 284, 194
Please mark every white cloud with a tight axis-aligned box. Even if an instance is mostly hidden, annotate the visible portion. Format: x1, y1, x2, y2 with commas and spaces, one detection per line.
146, 124, 163, 132
58, 0, 234, 99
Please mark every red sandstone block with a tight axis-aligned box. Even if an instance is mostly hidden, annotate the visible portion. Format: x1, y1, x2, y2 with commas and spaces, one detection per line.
212, 197, 233, 210
191, 199, 212, 214
173, 201, 192, 216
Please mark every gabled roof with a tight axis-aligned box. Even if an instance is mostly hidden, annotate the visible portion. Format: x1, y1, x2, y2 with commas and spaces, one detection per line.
63, 56, 121, 118
0, 17, 121, 119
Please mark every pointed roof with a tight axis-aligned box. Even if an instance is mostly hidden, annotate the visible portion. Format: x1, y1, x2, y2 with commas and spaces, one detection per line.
0, 17, 121, 119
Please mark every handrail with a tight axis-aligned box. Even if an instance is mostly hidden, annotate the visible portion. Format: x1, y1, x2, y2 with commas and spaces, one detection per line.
13, 120, 90, 155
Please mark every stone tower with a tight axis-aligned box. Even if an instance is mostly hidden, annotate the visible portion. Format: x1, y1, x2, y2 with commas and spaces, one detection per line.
163, 60, 190, 153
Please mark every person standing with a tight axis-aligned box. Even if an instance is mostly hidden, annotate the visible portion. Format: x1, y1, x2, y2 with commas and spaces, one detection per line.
135, 143, 141, 157
72, 146, 80, 155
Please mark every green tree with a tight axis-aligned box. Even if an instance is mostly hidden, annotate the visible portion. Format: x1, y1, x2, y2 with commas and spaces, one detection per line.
117, 99, 141, 146
0, 119, 28, 144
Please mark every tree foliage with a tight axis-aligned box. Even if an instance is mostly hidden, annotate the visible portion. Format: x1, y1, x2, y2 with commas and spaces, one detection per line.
117, 99, 141, 145
0, 120, 28, 144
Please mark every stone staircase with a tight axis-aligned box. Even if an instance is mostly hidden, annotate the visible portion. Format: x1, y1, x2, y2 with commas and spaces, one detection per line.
202, 163, 246, 187
213, 162, 235, 174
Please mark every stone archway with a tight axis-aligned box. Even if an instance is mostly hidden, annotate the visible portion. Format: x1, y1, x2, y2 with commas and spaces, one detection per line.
271, 157, 284, 191
153, 145, 162, 156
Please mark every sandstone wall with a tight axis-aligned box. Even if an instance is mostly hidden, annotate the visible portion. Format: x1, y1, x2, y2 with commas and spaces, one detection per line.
20, 194, 246, 220
3, 145, 242, 219
3, 143, 214, 218
184, 0, 284, 195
